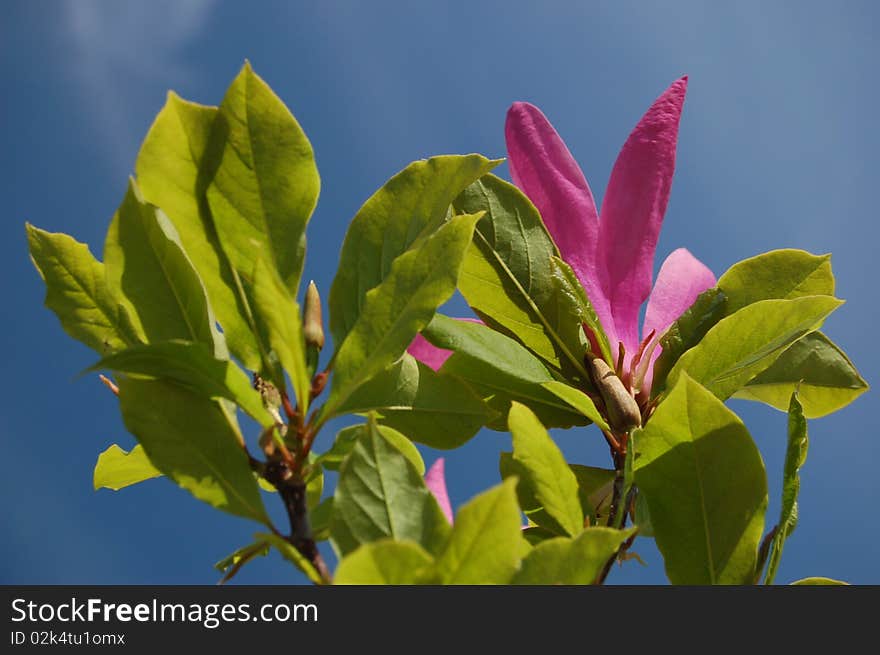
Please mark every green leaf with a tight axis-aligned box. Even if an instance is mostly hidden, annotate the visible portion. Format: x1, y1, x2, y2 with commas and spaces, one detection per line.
789, 577, 849, 585
310, 497, 333, 542
733, 332, 868, 418
250, 257, 311, 412
424, 315, 586, 429
666, 296, 843, 401
430, 478, 525, 584
214, 540, 270, 583
453, 174, 587, 379
329, 417, 449, 557
540, 381, 609, 432
508, 402, 584, 537
257, 532, 323, 584
717, 249, 834, 314
765, 391, 809, 585
104, 180, 226, 357
206, 62, 319, 295
117, 377, 269, 525
329, 155, 499, 347
93, 444, 162, 491
334, 353, 493, 449
323, 213, 482, 419
26, 224, 140, 354
305, 451, 323, 511
316, 423, 425, 475
334, 540, 435, 585
88, 340, 273, 427
512, 527, 636, 585
569, 465, 616, 522
135, 91, 262, 369
651, 288, 728, 396
633, 374, 768, 584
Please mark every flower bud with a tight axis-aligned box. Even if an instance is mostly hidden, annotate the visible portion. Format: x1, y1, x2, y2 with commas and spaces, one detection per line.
587, 356, 642, 434
303, 280, 324, 351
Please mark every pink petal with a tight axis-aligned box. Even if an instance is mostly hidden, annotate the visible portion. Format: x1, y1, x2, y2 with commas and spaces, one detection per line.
407, 317, 483, 371
596, 77, 688, 357
425, 458, 453, 524
641, 247, 716, 391
505, 102, 616, 346
408, 333, 452, 371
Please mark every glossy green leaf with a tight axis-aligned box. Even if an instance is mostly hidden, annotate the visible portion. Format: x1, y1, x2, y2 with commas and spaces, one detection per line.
257, 532, 323, 584
93, 444, 162, 491
334, 540, 435, 585
633, 374, 768, 584
717, 249, 834, 314
334, 353, 493, 449
424, 315, 586, 429
117, 377, 269, 524
512, 527, 636, 585
453, 174, 587, 379
135, 91, 261, 369
329, 417, 450, 557
324, 213, 482, 419
540, 381, 609, 432
88, 340, 273, 427
206, 62, 319, 294
316, 423, 425, 475
26, 224, 140, 354
789, 577, 849, 585
733, 332, 868, 418
765, 392, 809, 585
329, 155, 498, 347
104, 180, 225, 357
651, 288, 728, 396
508, 402, 584, 537
666, 296, 843, 401
431, 478, 525, 584
250, 257, 311, 412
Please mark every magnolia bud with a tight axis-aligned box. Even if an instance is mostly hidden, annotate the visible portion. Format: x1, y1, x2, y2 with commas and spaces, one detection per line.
587, 356, 642, 434
303, 280, 324, 351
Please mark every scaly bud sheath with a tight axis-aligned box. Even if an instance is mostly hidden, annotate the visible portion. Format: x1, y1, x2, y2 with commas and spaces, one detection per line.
586, 355, 642, 435
303, 280, 324, 351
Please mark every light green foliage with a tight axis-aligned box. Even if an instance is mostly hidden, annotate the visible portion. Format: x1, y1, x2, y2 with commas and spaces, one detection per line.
88, 340, 272, 427
666, 296, 842, 401
789, 577, 849, 585
117, 376, 269, 525
330, 418, 450, 557
512, 527, 636, 585
207, 62, 319, 295
26, 224, 140, 354
329, 155, 498, 347
324, 213, 483, 419
93, 444, 162, 491
430, 479, 526, 584
257, 532, 323, 584
335, 540, 435, 584
764, 392, 809, 585
317, 423, 425, 475
540, 381, 609, 431
508, 403, 584, 537
335, 353, 493, 449
104, 180, 226, 356
633, 374, 768, 584
734, 332, 867, 418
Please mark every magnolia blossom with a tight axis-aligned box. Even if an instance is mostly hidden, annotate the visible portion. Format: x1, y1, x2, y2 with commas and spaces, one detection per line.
424, 458, 453, 523
412, 77, 715, 396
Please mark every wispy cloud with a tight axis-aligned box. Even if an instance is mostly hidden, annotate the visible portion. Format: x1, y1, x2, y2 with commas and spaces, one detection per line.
62, 0, 216, 169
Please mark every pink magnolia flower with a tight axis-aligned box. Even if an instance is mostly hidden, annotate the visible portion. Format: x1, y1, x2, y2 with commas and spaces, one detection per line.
411, 77, 715, 396
424, 458, 453, 523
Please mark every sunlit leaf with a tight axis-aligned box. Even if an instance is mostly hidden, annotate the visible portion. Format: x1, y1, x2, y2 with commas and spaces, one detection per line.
93, 444, 162, 491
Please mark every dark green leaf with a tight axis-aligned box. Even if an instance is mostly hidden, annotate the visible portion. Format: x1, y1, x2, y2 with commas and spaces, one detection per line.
765, 391, 809, 585
93, 444, 162, 491
329, 155, 499, 347
118, 377, 269, 524
329, 418, 449, 557
734, 332, 868, 418
633, 374, 768, 584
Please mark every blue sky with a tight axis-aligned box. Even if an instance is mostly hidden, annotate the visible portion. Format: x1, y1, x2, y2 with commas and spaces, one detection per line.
2, 0, 877, 584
